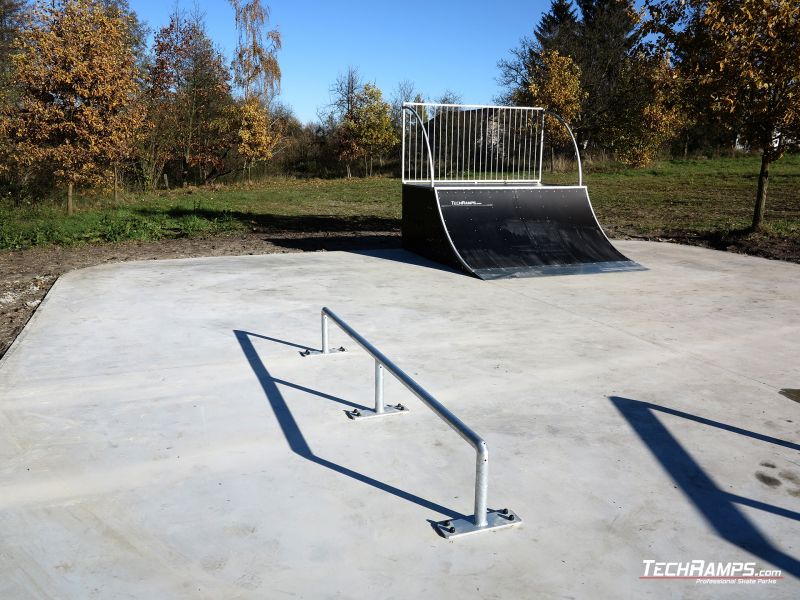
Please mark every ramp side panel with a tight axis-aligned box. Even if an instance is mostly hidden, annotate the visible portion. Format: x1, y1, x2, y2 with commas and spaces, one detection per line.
436, 187, 642, 278
402, 184, 472, 275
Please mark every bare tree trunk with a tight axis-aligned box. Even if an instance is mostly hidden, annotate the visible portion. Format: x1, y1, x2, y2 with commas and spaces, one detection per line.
67, 182, 73, 215
113, 165, 119, 203
752, 152, 770, 230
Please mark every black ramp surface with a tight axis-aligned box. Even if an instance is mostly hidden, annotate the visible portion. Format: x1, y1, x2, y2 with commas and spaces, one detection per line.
402, 184, 644, 279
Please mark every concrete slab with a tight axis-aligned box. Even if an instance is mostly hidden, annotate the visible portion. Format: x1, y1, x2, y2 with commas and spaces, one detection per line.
1, 241, 798, 599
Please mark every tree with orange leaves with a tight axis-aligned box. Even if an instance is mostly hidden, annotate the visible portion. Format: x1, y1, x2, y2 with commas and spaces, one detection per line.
2, 0, 142, 212
646, 0, 800, 229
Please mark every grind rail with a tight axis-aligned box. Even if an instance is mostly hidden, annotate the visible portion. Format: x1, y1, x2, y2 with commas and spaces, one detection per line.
301, 307, 521, 538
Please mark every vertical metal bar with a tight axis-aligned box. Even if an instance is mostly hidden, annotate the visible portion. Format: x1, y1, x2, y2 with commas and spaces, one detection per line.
538, 111, 545, 183
321, 313, 329, 354
401, 109, 406, 182
526, 112, 531, 180
510, 109, 516, 180
520, 109, 524, 180
489, 109, 494, 180
375, 360, 384, 414
449, 109, 455, 180
469, 109, 474, 182
516, 110, 522, 180
529, 112, 539, 181
464, 109, 472, 181
474, 443, 489, 527
478, 109, 483, 179
451, 110, 455, 180
422, 117, 427, 182
442, 110, 447, 180
436, 108, 443, 179
502, 109, 507, 179
410, 109, 414, 182
455, 110, 460, 179
414, 112, 422, 181
460, 110, 465, 180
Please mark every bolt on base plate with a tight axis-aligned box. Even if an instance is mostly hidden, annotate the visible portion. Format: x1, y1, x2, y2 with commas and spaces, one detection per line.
435, 508, 522, 539
346, 404, 408, 420
299, 346, 346, 357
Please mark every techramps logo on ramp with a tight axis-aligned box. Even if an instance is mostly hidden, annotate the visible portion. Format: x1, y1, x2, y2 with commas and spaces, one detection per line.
449, 200, 493, 207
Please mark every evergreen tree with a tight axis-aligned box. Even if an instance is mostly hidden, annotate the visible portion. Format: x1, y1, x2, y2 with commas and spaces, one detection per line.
0, 0, 24, 92
534, 0, 579, 54
573, 0, 641, 147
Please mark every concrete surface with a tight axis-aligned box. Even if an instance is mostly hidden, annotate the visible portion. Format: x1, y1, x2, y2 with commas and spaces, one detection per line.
1, 241, 798, 599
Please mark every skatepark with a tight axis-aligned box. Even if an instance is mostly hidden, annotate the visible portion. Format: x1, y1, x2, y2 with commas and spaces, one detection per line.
1, 104, 798, 598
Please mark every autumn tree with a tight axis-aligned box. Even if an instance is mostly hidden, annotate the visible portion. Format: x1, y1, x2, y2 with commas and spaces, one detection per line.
497, 0, 580, 105
1, 0, 142, 212
353, 84, 397, 176
522, 50, 586, 170
331, 79, 396, 177
327, 67, 364, 177
236, 97, 281, 181
608, 54, 686, 167
498, 0, 676, 163
0, 0, 25, 184
524, 50, 586, 138
645, 0, 800, 229
229, 0, 281, 181
142, 11, 238, 186
229, 0, 280, 102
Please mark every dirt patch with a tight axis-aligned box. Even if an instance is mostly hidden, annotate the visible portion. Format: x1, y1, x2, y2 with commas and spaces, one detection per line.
0, 230, 400, 360
606, 226, 800, 264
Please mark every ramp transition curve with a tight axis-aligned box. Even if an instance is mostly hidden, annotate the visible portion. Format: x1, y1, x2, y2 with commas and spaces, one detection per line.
402, 184, 645, 279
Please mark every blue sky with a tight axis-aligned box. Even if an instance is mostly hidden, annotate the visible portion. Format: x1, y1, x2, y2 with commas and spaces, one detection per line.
130, 1, 552, 124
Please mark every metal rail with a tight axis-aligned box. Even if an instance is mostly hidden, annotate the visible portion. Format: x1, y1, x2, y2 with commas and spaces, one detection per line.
402, 101, 583, 187
307, 307, 521, 538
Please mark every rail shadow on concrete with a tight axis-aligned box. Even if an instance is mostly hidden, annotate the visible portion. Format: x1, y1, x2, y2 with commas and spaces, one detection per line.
610, 396, 800, 579
234, 329, 465, 520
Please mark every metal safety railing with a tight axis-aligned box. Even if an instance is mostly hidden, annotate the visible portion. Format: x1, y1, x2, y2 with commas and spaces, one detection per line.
303, 307, 521, 538
401, 101, 583, 187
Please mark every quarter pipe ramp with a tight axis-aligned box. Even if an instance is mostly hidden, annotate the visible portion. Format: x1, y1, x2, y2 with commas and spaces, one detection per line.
402, 184, 644, 279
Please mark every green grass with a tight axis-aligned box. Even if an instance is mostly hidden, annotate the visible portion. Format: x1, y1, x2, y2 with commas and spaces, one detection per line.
0, 178, 402, 249
1, 156, 799, 255
582, 155, 800, 239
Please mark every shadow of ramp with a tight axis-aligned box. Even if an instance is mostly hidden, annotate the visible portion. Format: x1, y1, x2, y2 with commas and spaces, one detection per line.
264, 233, 400, 253
234, 329, 464, 521
610, 396, 800, 579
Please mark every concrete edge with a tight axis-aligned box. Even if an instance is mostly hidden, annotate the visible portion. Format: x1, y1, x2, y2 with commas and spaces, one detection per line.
0, 274, 67, 369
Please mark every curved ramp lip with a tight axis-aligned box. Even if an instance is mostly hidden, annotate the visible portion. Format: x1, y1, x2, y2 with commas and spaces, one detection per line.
582, 186, 619, 249
431, 186, 478, 277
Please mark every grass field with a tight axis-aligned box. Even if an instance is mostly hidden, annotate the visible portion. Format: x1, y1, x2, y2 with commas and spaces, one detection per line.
1, 155, 798, 259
